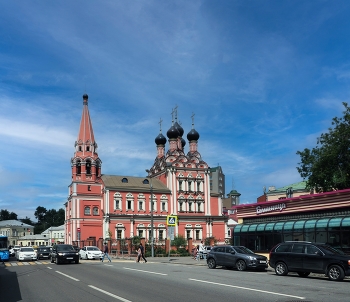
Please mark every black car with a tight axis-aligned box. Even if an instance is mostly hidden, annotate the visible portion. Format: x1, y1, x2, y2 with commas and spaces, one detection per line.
37, 247, 51, 260
269, 241, 350, 281
51, 244, 79, 264
206, 245, 268, 271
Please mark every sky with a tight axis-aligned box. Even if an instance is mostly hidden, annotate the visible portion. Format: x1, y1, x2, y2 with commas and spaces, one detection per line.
1, 0, 350, 221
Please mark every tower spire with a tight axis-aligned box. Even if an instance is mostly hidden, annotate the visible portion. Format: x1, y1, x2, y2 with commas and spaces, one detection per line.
76, 94, 96, 152
71, 94, 101, 182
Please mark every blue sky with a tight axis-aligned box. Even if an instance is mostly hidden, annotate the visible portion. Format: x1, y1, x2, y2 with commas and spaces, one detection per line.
1, 1, 350, 221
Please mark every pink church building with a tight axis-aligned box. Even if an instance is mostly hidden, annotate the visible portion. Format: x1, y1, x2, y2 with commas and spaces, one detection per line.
65, 94, 229, 252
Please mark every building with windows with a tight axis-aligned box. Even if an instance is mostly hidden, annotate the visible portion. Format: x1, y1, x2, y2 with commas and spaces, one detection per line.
209, 166, 225, 198
65, 94, 229, 249
0, 220, 34, 246
230, 188, 350, 255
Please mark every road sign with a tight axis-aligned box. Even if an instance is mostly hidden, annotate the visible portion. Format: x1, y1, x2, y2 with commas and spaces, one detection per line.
166, 215, 177, 226
77, 228, 81, 232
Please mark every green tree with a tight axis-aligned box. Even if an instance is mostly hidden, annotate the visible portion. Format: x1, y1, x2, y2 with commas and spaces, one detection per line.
34, 206, 47, 223
171, 235, 187, 251
20, 217, 33, 225
0, 209, 17, 220
297, 102, 350, 192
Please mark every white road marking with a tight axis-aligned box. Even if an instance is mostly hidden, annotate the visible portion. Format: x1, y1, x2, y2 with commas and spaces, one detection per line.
189, 278, 305, 300
47, 267, 52, 269
56, 271, 80, 281
89, 285, 132, 302
123, 267, 167, 276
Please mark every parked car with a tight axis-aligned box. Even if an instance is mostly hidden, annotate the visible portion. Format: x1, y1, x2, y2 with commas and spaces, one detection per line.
269, 241, 350, 281
9, 245, 21, 257
51, 244, 79, 264
207, 245, 268, 271
79, 246, 103, 260
36, 247, 51, 260
16, 247, 37, 261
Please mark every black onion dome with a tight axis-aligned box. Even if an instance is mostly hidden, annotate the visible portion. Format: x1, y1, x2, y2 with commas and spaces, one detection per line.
83, 93, 88, 99
181, 138, 186, 148
155, 133, 166, 145
167, 125, 179, 139
187, 128, 200, 141
174, 121, 184, 137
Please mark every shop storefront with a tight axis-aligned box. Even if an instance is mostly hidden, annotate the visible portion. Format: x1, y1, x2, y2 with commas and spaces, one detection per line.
231, 189, 350, 254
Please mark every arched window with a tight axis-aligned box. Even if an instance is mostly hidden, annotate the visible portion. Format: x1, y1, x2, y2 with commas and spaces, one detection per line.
93, 207, 99, 215
122, 178, 128, 183
84, 206, 91, 215
76, 160, 81, 175
86, 160, 91, 175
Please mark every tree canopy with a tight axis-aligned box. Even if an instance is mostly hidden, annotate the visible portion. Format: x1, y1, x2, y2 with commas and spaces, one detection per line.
297, 102, 350, 192
0, 206, 65, 234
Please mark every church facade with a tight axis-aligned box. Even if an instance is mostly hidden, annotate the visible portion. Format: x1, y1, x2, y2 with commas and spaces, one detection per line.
65, 94, 229, 250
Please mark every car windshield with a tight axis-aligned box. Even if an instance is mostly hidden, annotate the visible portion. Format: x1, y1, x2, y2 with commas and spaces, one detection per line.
320, 245, 345, 255
21, 248, 34, 252
38, 248, 50, 252
234, 246, 255, 254
56, 245, 74, 251
87, 247, 99, 251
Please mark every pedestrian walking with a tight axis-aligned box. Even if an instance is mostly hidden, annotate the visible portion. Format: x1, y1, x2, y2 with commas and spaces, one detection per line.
137, 243, 147, 263
101, 242, 111, 262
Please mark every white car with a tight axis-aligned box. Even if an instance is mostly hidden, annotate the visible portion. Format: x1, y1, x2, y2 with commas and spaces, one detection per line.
79, 246, 103, 260
16, 247, 37, 261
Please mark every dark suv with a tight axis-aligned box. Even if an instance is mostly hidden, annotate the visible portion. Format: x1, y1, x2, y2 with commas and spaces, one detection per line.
50, 244, 79, 264
269, 241, 350, 281
207, 245, 268, 271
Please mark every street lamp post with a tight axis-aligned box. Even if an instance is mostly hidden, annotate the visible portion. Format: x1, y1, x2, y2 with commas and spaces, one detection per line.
145, 169, 154, 257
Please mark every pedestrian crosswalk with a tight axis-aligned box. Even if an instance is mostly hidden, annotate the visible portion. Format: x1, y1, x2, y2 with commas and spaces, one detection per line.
4, 261, 51, 266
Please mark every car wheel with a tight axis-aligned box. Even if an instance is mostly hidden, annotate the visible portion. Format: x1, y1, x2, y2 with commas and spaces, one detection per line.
207, 258, 216, 269
275, 262, 288, 276
236, 260, 247, 271
75, 259, 79, 264
297, 272, 310, 277
55, 257, 60, 265
328, 265, 345, 281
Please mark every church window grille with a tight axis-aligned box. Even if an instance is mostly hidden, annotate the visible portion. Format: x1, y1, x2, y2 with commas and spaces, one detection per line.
93, 207, 98, 215
139, 200, 143, 211
84, 206, 91, 215
117, 230, 122, 239
115, 200, 120, 209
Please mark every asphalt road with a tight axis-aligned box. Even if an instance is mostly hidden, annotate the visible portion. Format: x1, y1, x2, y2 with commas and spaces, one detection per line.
1, 257, 349, 302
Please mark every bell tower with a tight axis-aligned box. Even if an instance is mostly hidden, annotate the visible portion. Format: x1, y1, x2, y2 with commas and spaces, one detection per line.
71, 94, 101, 182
